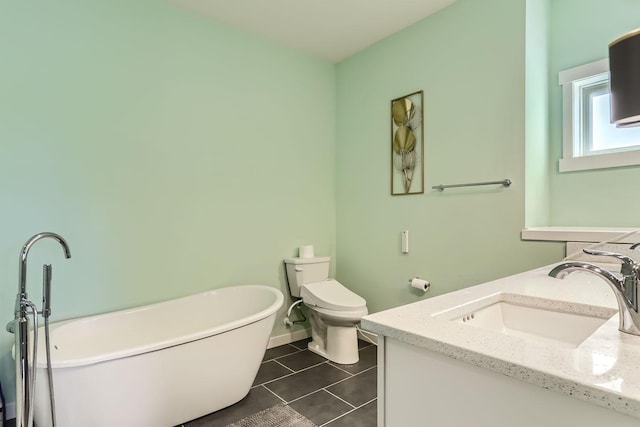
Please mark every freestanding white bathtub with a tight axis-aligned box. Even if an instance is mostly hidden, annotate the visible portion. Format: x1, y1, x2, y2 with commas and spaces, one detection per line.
32, 285, 284, 427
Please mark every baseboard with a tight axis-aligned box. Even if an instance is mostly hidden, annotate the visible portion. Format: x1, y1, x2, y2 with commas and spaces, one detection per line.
268, 328, 311, 348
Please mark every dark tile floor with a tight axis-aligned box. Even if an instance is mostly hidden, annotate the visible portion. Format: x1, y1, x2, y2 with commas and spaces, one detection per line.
181, 338, 378, 427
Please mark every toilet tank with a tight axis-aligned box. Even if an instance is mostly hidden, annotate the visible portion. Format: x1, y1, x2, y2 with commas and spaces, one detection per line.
284, 257, 331, 297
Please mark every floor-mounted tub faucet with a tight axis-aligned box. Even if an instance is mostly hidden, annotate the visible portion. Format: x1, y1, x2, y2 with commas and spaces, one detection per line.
7, 232, 71, 427
549, 249, 640, 336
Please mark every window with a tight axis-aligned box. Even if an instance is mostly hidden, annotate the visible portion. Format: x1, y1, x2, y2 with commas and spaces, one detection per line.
559, 59, 640, 172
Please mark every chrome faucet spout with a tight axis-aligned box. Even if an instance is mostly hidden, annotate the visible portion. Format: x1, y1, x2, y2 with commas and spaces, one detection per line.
548, 250, 640, 336
549, 262, 627, 301
18, 232, 72, 297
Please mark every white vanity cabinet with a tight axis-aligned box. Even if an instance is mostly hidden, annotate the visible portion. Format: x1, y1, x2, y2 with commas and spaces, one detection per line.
377, 338, 639, 426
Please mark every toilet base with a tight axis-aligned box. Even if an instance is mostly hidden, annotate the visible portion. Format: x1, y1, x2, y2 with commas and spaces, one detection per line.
308, 323, 359, 365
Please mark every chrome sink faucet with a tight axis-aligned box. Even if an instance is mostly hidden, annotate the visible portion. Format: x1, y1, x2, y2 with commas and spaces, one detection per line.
548, 249, 640, 336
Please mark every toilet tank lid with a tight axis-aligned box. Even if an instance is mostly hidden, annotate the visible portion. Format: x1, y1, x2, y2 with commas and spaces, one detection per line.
284, 256, 331, 265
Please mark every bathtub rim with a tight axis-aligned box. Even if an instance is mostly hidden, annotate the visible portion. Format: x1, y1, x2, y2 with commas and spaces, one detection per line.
35, 284, 284, 368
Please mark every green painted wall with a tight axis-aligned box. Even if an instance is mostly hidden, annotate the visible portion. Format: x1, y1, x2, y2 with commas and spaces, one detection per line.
335, 0, 564, 314
0, 0, 336, 403
548, 0, 640, 226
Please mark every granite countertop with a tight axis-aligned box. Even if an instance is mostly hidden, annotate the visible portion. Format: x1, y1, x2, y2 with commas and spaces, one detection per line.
362, 263, 640, 419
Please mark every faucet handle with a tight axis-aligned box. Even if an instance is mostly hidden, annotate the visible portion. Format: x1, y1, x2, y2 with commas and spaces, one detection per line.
583, 249, 638, 275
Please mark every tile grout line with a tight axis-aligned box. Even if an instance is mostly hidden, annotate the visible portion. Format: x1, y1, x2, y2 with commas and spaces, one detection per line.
322, 388, 357, 409
281, 360, 329, 374
289, 341, 309, 351
286, 344, 308, 354
281, 360, 328, 373
359, 397, 377, 407
273, 358, 297, 373
354, 365, 377, 376
317, 397, 378, 427
251, 360, 295, 388
330, 361, 377, 375
285, 388, 328, 405
328, 363, 357, 376
262, 346, 306, 363
284, 372, 353, 405
318, 407, 357, 426
319, 363, 377, 390
258, 361, 329, 387
260, 384, 287, 404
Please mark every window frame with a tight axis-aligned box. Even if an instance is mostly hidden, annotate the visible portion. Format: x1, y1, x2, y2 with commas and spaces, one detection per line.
559, 58, 640, 172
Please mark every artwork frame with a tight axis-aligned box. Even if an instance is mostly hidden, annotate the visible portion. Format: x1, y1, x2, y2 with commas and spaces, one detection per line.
391, 90, 424, 195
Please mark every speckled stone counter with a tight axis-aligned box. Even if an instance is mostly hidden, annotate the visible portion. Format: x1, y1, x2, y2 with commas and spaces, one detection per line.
362, 263, 640, 420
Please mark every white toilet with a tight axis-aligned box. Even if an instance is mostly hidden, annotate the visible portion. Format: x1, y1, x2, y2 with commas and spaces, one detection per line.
284, 256, 368, 364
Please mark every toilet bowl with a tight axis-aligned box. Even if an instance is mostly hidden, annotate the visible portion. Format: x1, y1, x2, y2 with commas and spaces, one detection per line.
284, 257, 368, 364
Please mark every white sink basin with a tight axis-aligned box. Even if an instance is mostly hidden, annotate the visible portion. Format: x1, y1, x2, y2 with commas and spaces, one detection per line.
436, 293, 616, 348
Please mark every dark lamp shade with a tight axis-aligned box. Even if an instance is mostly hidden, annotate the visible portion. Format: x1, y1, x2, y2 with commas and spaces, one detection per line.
609, 28, 640, 127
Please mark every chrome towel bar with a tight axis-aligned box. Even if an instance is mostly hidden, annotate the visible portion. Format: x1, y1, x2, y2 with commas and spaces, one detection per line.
432, 179, 512, 192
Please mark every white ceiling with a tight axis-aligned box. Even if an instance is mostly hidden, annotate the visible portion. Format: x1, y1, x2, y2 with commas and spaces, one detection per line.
170, 0, 457, 63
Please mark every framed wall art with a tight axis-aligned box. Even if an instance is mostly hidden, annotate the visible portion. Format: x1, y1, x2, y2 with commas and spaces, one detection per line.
391, 90, 424, 195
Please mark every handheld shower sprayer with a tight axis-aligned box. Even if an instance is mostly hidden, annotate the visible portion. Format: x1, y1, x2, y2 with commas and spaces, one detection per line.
43, 265, 52, 318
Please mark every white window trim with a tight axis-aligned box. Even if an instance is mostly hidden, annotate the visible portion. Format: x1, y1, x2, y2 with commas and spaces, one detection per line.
521, 226, 640, 243
559, 58, 640, 172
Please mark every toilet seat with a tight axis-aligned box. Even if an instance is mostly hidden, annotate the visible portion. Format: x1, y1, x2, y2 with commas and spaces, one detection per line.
310, 305, 368, 322
300, 279, 367, 312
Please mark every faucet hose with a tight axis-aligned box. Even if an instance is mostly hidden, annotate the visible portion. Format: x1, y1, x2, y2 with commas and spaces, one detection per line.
44, 316, 57, 427
42, 264, 57, 425
24, 301, 39, 427
284, 299, 306, 327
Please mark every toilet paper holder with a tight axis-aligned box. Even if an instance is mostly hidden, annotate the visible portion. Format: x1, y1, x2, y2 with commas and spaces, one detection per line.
408, 277, 430, 293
